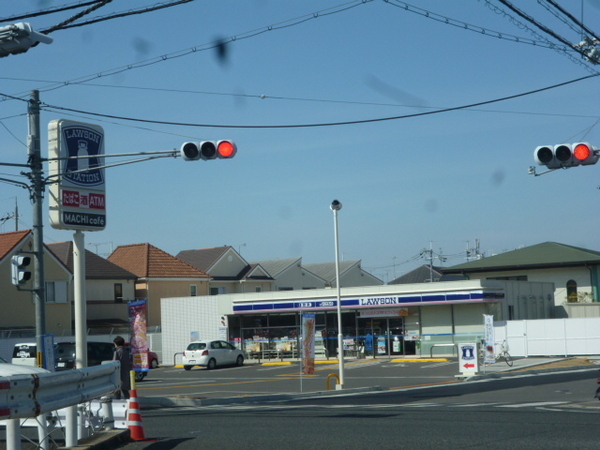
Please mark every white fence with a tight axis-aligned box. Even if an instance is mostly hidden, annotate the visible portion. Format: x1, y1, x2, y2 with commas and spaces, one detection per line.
497, 317, 600, 357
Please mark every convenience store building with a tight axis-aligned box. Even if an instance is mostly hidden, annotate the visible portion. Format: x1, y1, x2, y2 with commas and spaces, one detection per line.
161, 279, 554, 362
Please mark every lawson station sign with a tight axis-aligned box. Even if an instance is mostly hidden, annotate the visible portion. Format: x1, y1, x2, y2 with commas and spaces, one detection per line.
49, 120, 106, 231
232, 289, 505, 314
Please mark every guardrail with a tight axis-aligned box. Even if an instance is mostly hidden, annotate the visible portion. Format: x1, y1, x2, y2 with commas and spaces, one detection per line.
0, 362, 120, 448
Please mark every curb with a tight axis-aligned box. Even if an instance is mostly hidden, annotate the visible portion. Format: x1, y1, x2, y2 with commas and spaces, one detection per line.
59, 429, 130, 450
462, 364, 599, 381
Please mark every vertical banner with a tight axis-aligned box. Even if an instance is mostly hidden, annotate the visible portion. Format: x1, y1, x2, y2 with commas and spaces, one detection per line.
483, 314, 495, 364
302, 313, 316, 375
129, 299, 149, 372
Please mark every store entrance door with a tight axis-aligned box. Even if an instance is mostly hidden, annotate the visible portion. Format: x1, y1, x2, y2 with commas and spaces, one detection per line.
357, 316, 412, 357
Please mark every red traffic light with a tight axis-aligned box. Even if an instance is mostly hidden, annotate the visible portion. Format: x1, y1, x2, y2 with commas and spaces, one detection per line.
180, 140, 237, 161
534, 142, 598, 169
216, 140, 237, 159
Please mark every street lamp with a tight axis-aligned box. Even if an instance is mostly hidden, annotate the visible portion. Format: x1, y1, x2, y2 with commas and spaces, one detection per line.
330, 199, 344, 389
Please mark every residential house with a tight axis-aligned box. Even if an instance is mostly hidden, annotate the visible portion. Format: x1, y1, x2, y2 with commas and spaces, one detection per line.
108, 243, 210, 328
46, 241, 137, 330
389, 265, 445, 284
177, 246, 273, 294
0, 230, 71, 335
389, 265, 466, 284
251, 257, 327, 290
441, 242, 600, 316
303, 260, 383, 288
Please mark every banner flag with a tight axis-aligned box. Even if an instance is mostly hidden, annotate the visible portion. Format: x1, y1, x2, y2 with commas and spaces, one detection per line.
129, 299, 149, 372
302, 313, 316, 375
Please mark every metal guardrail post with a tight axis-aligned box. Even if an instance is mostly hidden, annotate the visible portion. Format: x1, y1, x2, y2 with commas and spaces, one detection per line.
6, 419, 20, 450
65, 405, 77, 447
100, 396, 114, 430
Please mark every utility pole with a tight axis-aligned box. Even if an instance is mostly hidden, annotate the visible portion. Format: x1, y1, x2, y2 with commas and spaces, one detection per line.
27, 90, 46, 366
420, 241, 446, 282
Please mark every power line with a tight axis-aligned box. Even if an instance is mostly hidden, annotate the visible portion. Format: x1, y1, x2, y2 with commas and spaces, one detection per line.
482, 0, 599, 72
494, 0, 597, 63
40, 0, 195, 34
540, 0, 600, 42
2, 76, 599, 123
0, 1, 104, 22
384, 0, 571, 51
3, 0, 375, 97
32, 73, 600, 129
42, 0, 114, 35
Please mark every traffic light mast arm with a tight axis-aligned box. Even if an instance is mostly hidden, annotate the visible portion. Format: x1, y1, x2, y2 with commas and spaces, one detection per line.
528, 166, 555, 177
43, 149, 180, 183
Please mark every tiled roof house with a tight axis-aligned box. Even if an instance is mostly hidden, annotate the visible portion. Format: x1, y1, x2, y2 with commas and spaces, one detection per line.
109, 243, 210, 327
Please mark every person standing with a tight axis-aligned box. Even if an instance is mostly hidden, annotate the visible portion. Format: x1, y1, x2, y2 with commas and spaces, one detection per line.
113, 336, 131, 399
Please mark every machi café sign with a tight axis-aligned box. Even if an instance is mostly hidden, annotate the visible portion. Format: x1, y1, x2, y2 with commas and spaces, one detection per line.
48, 120, 106, 231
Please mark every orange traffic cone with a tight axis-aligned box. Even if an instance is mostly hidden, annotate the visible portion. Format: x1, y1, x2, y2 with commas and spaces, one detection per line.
127, 389, 146, 441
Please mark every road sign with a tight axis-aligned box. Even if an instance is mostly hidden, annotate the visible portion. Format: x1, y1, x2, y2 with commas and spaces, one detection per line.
458, 343, 479, 377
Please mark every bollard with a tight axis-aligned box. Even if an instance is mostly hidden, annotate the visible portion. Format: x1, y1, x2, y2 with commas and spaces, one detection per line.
326, 373, 340, 391
100, 396, 115, 430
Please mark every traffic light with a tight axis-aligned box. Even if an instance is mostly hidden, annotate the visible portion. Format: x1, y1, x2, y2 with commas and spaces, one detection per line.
534, 142, 598, 169
11, 255, 31, 286
0, 22, 53, 58
180, 140, 237, 161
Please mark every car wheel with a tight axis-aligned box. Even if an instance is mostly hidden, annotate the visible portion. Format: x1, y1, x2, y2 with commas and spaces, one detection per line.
236, 355, 244, 366
135, 372, 145, 382
207, 358, 217, 370
150, 358, 159, 369
183, 365, 192, 371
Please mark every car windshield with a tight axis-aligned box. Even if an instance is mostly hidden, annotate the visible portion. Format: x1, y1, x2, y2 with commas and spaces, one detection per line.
0, 356, 8, 363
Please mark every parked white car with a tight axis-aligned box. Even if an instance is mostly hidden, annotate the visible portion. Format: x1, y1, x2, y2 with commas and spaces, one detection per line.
182, 340, 244, 370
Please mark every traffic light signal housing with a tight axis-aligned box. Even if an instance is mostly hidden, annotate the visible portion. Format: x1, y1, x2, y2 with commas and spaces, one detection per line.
11, 255, 32, 286
534, 142, 598, 169
180, 140, 237, 161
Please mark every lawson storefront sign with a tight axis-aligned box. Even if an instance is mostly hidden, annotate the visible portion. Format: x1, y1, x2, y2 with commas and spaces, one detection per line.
232, 289, 505, 314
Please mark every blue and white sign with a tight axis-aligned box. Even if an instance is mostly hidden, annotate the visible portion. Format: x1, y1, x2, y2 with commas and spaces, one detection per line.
458, 342, 479, 376
49, 119, 106, 231
233, 289, 504, 313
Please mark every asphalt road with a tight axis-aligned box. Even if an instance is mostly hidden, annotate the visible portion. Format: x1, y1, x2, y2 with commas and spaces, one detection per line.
135, 359, 468, 401
119, 369, 600, 450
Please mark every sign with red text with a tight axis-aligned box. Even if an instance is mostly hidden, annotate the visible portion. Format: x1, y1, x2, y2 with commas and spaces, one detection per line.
48, 120, 106, 230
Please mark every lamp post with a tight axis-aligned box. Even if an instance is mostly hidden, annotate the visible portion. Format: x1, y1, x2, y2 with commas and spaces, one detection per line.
330, 199, 344, 389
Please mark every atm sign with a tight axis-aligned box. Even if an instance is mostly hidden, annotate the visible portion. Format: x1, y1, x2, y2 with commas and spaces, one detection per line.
62, 190, 105, 210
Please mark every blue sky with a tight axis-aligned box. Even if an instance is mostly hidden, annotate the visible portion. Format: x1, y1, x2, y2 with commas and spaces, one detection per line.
1, 0, 599, 282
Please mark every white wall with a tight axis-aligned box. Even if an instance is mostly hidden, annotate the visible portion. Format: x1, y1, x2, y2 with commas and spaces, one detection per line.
161, 296, 223, 365
500, 317, 600, 357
